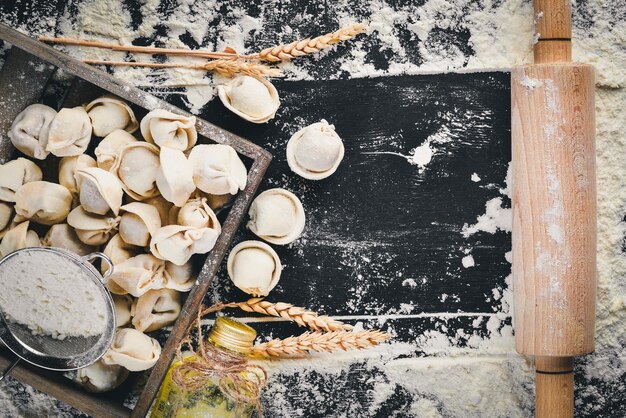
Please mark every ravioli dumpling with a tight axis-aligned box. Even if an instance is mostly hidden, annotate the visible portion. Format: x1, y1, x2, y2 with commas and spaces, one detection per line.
73, 359, 129, 393
102, 328, 161, 372
131, 289, 182, 332
150, 224, 219, 266
46, 107, 92, 157
86, 95, 138, 137
217, 76, 280, 123
227, 240, 281, 297
177, 197, 220, 231
286, 120, 344, 180
118, 202, 161, 247
58, 154, 97, 195
95, 129, 137, 171
0, 158, 42, 202
140, 109, 197, 151
8, 104, 57, 160
248, 188, 305, 245
188, 144, 247, 195
67, 206, 120, 245
0, 221, 40, 257
42, 223, 95, 256
76, 167, 124, 215
14, 181, 72, 225
156, 147, 195, 207
111, 142, 160, 200
163, 260, 195, 291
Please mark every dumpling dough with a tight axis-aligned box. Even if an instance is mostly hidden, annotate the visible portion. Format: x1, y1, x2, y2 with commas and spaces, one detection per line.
0, 221, 40, 257
0, 202, 13, 238
112, 294, 133, 327
143, 195, 174, 226
86, 95, 138, 137
8, 104, 57, 160
155, 147, 195, 207
131, 289, 182, 332
188, 144, 247, 195
102, 328, 161, 372
227, 240, 281, 297
46, 106, 92, 157
177, 197, 221, 231
118, 202, 161, 247
102, 233, 140, 274
42, 223, 95, 256
112, 142, 161, 200
248, 188, 305, 245
140, 109, 197, 151
107, 254, 167, 297
73, 359, 129, 393
58, 154, 97, 195
0, 158, 42, 202
75, 167, 124, 215
150, 224, 219, 266
217, 76, 280, 123
95, 129, 137, 171
67, 206, 120, 245
14, 181, 72, 225
286, 120, 345, 180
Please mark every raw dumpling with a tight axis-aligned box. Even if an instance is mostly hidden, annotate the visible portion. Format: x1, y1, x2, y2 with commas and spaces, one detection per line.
112, 294, 133, 327
73, 359, 129, 393
156, 147, 195, 207
188, 144, 247, 195
111, 142, 160, 200
150, 224, 220, 266
42, 223, 95, 256
204, 192, 234, 213
75, 167, 124, 215
118, 202, 161, 247
0, 221, 40, 257
14, 181, 72, 225
131, 289, 182, 332
8, 104, 56, 160
0, 202, 13, 238
163, 261, 194, 291
286, 120, 345, 180
177, 197, 221, 231
46, 106, 92, 157
248, 188, 305, 245
102, 328, 161, 372
140, 109, 197, 151
95, 129, 137, 171
227, 240, 281, 297
107, 254, 167, 297
86, 95, 138, 137
67, 206, 120, 245
144, 195, 174, 226
0, 158, 42, 202
217, 76, 280, 123
102, 234, 140, 274
59, 154, 97, 195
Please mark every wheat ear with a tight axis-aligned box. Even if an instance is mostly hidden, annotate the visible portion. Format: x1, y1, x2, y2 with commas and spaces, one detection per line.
223, 298, 352, 332
257, 22, 368, 62
251, 330, 390, 358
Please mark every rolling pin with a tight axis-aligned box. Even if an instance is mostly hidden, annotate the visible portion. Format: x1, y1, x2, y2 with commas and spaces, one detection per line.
511, 0, 596, 417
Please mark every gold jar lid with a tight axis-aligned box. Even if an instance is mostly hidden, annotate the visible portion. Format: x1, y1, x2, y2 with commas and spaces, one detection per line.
207, 316, 256, 355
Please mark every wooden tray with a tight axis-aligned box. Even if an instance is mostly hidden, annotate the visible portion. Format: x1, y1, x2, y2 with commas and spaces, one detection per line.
0, 23, 272, 417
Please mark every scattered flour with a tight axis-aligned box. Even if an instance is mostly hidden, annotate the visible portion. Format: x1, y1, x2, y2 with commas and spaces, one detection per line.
462, 197, 512, 238
471, 172, 481, 182
461, 254, 475, 268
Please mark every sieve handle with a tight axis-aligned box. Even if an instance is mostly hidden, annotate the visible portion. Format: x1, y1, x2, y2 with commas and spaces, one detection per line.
0, 358, 19, 382
82, 252, 114, 283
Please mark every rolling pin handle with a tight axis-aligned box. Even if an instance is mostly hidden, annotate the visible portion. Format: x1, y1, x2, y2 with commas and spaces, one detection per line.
535, 356, 574, 418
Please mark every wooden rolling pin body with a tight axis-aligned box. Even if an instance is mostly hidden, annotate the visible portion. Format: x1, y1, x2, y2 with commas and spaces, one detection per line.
511, 0, 596, 417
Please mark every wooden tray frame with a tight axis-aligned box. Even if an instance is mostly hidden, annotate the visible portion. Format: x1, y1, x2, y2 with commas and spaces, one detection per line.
0, 23, 272, 417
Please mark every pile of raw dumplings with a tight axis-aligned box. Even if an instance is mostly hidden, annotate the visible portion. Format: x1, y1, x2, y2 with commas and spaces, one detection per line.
0, 95, 248, 393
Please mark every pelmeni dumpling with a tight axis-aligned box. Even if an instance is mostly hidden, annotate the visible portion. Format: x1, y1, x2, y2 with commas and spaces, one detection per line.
0, 158, 42, 202
112, 142, 160, 200
8, 104, 57, 160
163, 261, 194, 291
131, 289, 182, 332
286, 120, 345, 180
102, 234, 140, 274
73, 359, 129, 393
204, 192, 235, 213
188, 144, 247, 195
86, 95, 138, 137
118, 202, 161, 247
14, 181, 72, 225
0, 202, 13, 238
150, 225, 220, 266
46, 107, 92, 157
140, 109, 197, 151
107, 254, 167, 297
42, 223, 95, 256
0, 221, 40, 257
102, 328, 161, 372
75, 167, 124, 216
156, 147, 195, 207
95, 130, 137, 171
67, 206, 120, 245
227, 240, 282, 296
58, 154, 97, 194
112, 294, 133, 327
144, 195, 174, 226
177, 197, 220, 231
217, 76, 280, 123
248, 188, 305, 245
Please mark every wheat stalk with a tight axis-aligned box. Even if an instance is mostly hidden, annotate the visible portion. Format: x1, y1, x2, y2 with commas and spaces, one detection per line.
251, 330, 390, 358
256, 23, 368, 62
221, 298, 352, 332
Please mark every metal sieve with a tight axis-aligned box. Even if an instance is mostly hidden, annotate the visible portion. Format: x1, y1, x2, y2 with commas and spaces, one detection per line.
0, 247, 116, 381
